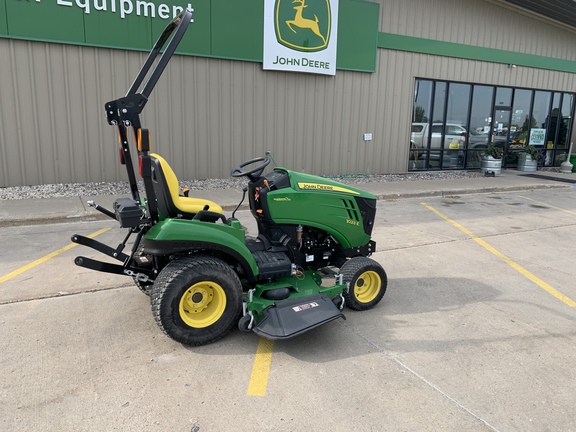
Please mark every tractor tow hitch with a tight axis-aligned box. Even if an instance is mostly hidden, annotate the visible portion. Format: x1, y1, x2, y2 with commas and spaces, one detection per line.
72, 227, 153, 281
74, 256, 152, 282
71, 234, 130, 262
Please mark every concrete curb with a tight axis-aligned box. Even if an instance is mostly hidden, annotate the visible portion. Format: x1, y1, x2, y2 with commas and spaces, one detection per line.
374, 183, 568, 200
0, 203, 251, 228
1, 181, 570, 227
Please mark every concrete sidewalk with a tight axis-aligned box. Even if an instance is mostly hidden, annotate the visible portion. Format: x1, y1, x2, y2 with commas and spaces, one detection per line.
1, 169, 575, 227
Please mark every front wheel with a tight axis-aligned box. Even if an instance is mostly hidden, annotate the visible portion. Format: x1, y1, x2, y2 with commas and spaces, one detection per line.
150, 255, 243, 346
341, 257, 387, 311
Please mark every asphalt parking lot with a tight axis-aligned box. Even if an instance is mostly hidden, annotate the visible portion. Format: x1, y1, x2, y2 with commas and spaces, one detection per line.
1, 188, 575, 432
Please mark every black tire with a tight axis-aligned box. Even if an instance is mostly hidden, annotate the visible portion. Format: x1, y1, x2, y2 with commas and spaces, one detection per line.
238, 314, 253, 333
341, 257, 387, 311
150, 255, 243, 346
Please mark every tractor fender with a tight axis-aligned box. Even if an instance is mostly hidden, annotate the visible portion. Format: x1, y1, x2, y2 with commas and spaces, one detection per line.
142, 219, 259, 281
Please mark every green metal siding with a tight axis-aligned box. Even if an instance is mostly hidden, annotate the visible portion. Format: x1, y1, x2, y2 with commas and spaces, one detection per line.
0, 0, 7, 36
336, 0, 379, 72
378, 33, 576, 74
210, 0, 263, 62
0, 0, 379, 72
6, 0, 85, 41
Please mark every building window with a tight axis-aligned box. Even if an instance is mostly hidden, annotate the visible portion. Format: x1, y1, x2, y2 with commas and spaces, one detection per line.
409, 79, 575, 171
468, 85, 492, 168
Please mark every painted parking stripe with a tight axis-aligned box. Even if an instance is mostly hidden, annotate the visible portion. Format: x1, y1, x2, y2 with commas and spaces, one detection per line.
0, 228, 110, 285
421, 203, 576, 308
247, 338, 274, 397
518, 195, 576, 216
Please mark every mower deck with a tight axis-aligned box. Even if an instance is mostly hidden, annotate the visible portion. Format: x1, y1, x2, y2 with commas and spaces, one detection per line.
252, 293, 345, 339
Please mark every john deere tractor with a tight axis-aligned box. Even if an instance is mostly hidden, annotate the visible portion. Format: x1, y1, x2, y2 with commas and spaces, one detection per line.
73, 9, 387, 346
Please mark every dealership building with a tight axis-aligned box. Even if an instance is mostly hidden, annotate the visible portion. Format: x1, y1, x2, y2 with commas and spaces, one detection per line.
1, 0, 575, 187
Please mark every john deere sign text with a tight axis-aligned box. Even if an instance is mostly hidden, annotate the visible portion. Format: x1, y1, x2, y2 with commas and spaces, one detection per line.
263, 0, 338, 75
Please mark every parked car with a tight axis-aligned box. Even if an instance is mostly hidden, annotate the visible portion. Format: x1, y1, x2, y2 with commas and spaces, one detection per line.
410, 122, 489, 169
411, 123, 488, 149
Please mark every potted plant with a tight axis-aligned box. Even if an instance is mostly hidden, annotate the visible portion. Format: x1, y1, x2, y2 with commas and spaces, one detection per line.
517, 145, 541, 171
483, 142, 504, 159
480, 143, 503, 175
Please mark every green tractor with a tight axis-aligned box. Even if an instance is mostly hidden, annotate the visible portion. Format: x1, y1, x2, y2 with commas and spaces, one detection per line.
73, 10, 387, 346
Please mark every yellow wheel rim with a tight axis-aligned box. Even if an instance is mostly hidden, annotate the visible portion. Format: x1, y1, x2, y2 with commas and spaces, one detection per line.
178, 281, 227, 328
353, 270, 381, 303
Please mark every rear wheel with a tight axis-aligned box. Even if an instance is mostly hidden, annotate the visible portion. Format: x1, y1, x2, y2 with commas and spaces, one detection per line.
150, 255, 243, 346
341, 257, 387, 311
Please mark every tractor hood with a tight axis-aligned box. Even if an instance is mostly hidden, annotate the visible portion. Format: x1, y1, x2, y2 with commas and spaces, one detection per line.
284, 169, 377, 200
250, 168, 377, 249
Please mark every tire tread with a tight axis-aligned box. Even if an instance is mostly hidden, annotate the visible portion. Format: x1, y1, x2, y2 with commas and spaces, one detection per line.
150, 255, 242, 346
341, 257, 387, 311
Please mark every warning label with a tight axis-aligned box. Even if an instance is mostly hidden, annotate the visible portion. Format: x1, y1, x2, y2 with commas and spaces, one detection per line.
292, 302, 320, 313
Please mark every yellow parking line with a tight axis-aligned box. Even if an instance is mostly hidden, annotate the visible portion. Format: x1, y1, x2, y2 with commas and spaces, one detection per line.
247, 338, 274, 397
421, 203, 576, 307
518, 195, 576, 216
0, 228, 110, 285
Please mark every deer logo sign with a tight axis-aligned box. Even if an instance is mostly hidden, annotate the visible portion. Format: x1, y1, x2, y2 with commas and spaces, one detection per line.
275, 0, 331, 52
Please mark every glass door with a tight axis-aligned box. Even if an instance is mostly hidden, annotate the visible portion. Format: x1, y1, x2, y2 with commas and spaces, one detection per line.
489, 107, 512, 164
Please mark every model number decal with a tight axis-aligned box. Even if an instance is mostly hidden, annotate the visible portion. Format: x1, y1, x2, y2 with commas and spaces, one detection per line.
346, 219, 360, 226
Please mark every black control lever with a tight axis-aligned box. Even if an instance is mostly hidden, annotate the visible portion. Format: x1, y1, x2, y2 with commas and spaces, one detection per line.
232, 186, 248, 219
87, 200, 116, 220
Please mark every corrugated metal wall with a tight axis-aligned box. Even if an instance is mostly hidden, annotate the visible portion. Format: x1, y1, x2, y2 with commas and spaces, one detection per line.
1, 0, 575, 187
380, 0, 576, 61
0, 41, 131, 187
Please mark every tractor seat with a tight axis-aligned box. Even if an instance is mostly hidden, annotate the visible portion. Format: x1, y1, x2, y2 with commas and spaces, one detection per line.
149, 153, 223, 219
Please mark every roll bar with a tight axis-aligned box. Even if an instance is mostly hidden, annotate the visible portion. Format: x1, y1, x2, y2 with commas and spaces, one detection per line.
103, 9, 192, 217
105, 9, 193, 129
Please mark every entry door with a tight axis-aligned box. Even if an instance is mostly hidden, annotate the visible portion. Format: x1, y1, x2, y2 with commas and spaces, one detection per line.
490, 107, 512, 164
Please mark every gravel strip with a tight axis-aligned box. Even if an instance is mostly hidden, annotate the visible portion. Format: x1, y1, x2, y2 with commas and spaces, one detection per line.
0, 171, 484, 200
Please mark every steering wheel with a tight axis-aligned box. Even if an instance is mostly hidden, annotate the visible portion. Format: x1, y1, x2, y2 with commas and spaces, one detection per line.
230, 156, 271, 181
